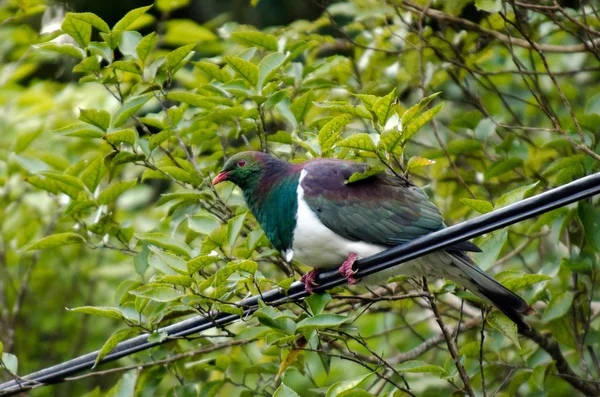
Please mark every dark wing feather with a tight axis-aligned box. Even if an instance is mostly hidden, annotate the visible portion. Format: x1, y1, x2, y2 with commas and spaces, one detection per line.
301, 160, 460, 247
301, 160, 480, 252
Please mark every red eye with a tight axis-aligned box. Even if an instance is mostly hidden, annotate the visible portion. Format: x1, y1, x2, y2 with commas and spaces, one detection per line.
237, 159, 246, 167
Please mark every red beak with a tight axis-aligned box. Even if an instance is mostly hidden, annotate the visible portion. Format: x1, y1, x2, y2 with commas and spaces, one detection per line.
212, 171, 229, 185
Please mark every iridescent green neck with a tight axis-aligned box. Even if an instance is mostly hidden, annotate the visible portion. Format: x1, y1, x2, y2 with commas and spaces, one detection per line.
242, 171, 300, 253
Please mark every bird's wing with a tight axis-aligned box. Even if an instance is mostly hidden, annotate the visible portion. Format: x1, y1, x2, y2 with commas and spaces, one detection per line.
300, 160, 480, 252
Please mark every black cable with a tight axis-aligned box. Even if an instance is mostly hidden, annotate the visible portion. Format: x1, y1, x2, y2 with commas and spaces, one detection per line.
1, 172, 599, 395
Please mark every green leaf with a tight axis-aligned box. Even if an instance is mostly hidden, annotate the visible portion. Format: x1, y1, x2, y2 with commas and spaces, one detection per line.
112, 60, 142, 74
149, 247, 188, 275
104, 128, 137, 145
94, 328, 136, 368
156, 0, 190, 12
148, 129, 174, 151
335, 133, 376, 152
135, 233, 191, 258
214, 260, 257, 286
306, 293, 332, 315
129, 284, 182, 302
136, 32, 158, 63
402, 102, 443, 142
112, 95, 151, 127
113, 5, 152, 31
396, 360, 444, 373
79, 108, 110, 131
73, 56, 101, 73
69, 12, 110, 33
406, 156, 435, 171
188, 214, 220, 235
166, 92, 218, 109
475, 0, 501, 13
231, 31, 278, 51
345, 165, 385, 184
68, 306, 124, 320
326, 373, 372, 397
318, 114, 352, 154
37, 42, 85, 59
495, 182, 539, 209
80, 158, 107, 192
471, 229, 507, 271
267, 130, 293, 144
543, 291, 575, 323
315, 101, 372, 119
290, 90, 315, 123
118, 31, 142, 58
372, 88, 396, 125
273, 384, 300, 397
484, 158, 522, 180
461, 198, 493, 214
501, 274, 552, 291
224, 56, 258, 87
531, 363, 547, 391
296, 314, 349, 333
257, 52, 286, 90
97, 180, 136, 204
166, 43, 196, 71
227, 212, 247, 247
487, 311, 520, 348
22, 232, 84, 251
1, 353, 17, 374
61, 13, 92, 48
193, 61, 231, 83
578, 201, 600, 251
186, 255, 221, 275
401, 92, 440, 127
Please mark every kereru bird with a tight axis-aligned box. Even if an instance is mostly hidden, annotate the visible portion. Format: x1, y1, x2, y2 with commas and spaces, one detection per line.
213, 151, 534, 328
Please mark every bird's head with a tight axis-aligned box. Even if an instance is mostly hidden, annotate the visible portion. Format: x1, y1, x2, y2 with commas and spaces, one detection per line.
212, 152, 268, 190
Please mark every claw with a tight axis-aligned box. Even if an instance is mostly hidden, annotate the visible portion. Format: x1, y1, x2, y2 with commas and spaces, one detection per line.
300, 269, 320, 294
338, 252, 359, 285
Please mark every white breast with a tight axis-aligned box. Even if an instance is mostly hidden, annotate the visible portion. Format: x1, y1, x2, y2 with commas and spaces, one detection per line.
289, 169, 389, 269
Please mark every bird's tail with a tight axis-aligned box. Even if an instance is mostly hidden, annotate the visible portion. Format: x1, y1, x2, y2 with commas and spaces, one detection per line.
444, 251, 535, 330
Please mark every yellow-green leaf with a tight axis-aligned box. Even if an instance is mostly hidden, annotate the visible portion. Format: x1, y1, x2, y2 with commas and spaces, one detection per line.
112, 95, 152, 127
406, 156, 435, 171
113, 5, 152, 31
345, 165, 385, 184
22, 232, 85, 251
79, 108, 110, 131
70, 12, 110, 33
104, 128, 137, 145
231, 31, 278, 51
318, 114, 352, 154
97, 179, 136, 204
166, 43, 196, 71
487, 310, 520, 348
461, 198, 493, 214
61, 13, 92, 48
401, 92, 440, 127
193, 61, 231, 83
372, 88, 396, 125
224, 56, 258, 87
135, 232, 191, 258
290, 90, 315, 123
315, 101, 372, 119
94, 328, 137, 368
80, 157, 107, 192
187, 255, 221, 275
402, 102, 443, 142
335, 133, 376, 152
68, 306, 124, 320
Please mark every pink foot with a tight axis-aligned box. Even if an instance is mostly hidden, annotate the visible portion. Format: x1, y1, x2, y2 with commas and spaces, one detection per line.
300, 269, 320, 294
338, 253, 359, 285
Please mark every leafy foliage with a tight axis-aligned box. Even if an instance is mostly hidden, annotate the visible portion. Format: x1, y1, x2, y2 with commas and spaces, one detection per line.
1, 0, 599, 396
